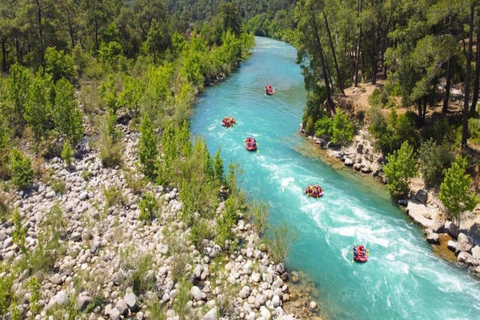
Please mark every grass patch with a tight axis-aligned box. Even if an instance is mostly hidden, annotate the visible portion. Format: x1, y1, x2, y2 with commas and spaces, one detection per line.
102, 184, 126, 208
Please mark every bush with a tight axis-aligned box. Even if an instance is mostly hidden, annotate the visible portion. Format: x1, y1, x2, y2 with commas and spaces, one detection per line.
267, 221, 298, 264
418, 139, 453, 187
103, 185, 125, 208
314, 110, 355, 144
369, 108, 420, 155
61, 140, 74, 167
383, 141, 417, 195
139, 193, 157, 221
439, 156, 479, 224
12, 208, 26, 253
124, 170, 144, 194
99, 115, 123, 168
216, 196, 238, 248
54, 79, 84, 145
139, 113, 158, 180
50, 179, 66, 195
249, 202, 270, 237
9, 149, 34, 189
44, 47, 75, 82
469, 118, 480, 144
130, 254, 155, 296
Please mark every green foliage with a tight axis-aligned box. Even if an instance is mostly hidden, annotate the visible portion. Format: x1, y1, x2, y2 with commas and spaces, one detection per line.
139, 114, 158, 180
418, 139, 453, 187
383, 141, 418, 195
24, 70, 53, 142
99, 41, 123, 69
130, 254, 156, 296
54, 79, 84, 145
61, 140, 74, 167
44, 47, 76, 82
99, 115, 123, 168
139, 193, 158, 221
9, 149, 33, 189
267, 221, 298, 264
249, 201, 270, 237
12, 208, 26, 253
469, 118, 480, 144
173, 279, 191, 319
3, 64, 32, 135
368, 87, 396, 108
103, 185, 125, 208
216, 196, 238, 248
369, 109, 420, 155
28, 204, 66, 275
314, 110, 356, 144
439, 156, 479, 223
0, 264, 14, 315
214, 148, 225, 184
118, 76, 144, 114
99, 75, 120, 113
28, 276, 41, 315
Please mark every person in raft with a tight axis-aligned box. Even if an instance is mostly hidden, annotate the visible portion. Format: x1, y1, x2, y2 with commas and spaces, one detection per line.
353, 245, 358, 258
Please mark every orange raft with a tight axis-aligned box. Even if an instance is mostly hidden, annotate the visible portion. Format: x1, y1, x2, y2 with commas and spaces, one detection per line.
306, 184, 324, 198
265, 85, 274, 96
222, 117, 236, 128
353, 245, 368, 263
245, 137, 257, 151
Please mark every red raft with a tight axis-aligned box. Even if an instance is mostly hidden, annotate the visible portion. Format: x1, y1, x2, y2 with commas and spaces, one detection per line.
353, 245, 368, 263
265, 85, 275, 96
222, 117, 236, 128
245, 137, 257, 151
306, 184, 324, 198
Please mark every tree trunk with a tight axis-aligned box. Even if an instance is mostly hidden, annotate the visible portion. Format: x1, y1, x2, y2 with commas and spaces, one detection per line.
470, 9, 480, 115
34, 0, 44, 45
463, 4, 474, 148
372, 24, 377, 85
67, 11, 76, 48
443, 58, 453, 113
323, 11, 345, 95
354, 0, 363, 87
311, 12, 335, 113
1, 40, 7, 72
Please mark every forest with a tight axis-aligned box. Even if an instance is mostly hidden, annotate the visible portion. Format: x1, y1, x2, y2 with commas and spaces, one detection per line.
1, 0, 480, 318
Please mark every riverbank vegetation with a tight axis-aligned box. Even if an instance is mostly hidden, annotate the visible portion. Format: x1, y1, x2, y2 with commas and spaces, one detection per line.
291, 0, 480, 225
0, 1, 311, 318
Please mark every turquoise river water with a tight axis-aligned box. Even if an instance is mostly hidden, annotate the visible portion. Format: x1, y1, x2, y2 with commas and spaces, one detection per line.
190, 37, 480, 320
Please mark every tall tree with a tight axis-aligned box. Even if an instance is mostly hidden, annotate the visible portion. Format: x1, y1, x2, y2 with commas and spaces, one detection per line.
463, 3, 474, 147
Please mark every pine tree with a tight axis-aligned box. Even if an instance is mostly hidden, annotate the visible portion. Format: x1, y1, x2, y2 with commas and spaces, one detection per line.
439, 156, 479, 225
383, 141, 417, 195
54, 79, 84, 145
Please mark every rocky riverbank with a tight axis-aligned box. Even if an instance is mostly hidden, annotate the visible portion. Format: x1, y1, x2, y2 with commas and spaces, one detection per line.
302, 127, 480, 276
0, 123, 321, 320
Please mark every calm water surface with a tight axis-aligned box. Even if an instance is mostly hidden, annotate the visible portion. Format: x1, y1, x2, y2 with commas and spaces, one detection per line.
191, 37, 480, 320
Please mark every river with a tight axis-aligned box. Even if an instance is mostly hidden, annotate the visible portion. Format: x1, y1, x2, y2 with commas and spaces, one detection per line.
190, 37, 480, 320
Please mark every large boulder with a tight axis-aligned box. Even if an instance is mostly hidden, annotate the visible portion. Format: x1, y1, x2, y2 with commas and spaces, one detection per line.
190, 286, 203, 301
445, 221, 459, 239
124, 292, 137, 311
457, 251, 473, 264
456, 233, 473, 254
426, 232, 440, 244
115, 299, 128, 316
447, 240, 457, 252
414, 189, 428, 204
76, 294, 92, 311
344, 158, 354, 166
472, 246, 480, 259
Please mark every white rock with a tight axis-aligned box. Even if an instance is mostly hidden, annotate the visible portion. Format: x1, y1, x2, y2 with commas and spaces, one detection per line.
260, 307, 271, 320
310, 301, 318, 310
45, 191, 56, 199
203, 307, 217, 320
124, 292, 137, 309
239, 286, 251, 299
79, 191, 88, 201
191, 286, 203, 301
272, 295, 281, 307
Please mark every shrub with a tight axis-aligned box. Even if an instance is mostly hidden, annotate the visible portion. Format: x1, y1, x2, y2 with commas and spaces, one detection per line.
103, 185, 125, 208
9, 149, 34, 189
139, 193, 157, 221
54, 79, 84, 145
130, 254, 155, 296
314, 110, 355, 144
249, 201, 270, 237
99, 118, 123, 168
439, 156, 479, 225
0, 193, 9, 223
173, 280, 191, 319
369, 108, 420, 155
216, 196, 238, 248
44, 47, 75, 82
0, 264, 14, 315
124, 170, 144, 194
12, 208, 26, 253
50, 179, 66, 195
383, 141, 417, 195
28, 276, 41, 315
267, 221, 298, 264
61, 140, 74, 167
139, 113, 158, 180
469, 118, 480, 144
418, 139, 453, 187
190, 219, 214, 247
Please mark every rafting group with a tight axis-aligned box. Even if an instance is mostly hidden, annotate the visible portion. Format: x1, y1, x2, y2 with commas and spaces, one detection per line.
353, 245, 368, 263
265, 84, 275, 95
305, 184, 324, 198
244, 137, 257, 151
222, 116, 236, 128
